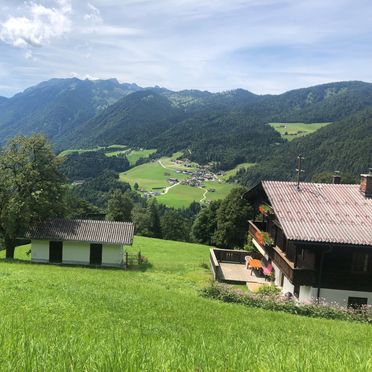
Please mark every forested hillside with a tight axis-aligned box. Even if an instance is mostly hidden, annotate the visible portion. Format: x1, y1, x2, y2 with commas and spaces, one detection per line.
58, 90, 183, 149
1, 78, 372, 177
148, 112, 283, 170
0, 78, 142, 143
250, 81, 372, 123
57, 80, 372, 170
235, 108, 372, 186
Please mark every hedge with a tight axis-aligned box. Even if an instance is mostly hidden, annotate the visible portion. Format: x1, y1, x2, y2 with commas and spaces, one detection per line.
201, 283, 372, 323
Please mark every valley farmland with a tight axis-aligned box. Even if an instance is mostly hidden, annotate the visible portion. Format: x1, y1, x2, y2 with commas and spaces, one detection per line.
119, 152, 237, 208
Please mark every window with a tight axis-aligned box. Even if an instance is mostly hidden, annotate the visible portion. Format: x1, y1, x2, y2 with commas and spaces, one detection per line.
348, 297, 368, 309
352, 253, 370, 273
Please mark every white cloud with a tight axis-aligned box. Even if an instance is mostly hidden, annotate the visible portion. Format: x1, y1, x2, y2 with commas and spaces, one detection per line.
1, 0, 372, 96
0, 0, 71, 48
82, 3, 141, 36
84, 3, 103, 24
24, 49, 37, 61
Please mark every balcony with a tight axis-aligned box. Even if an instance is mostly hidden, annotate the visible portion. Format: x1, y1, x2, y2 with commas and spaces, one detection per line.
248, 220, 315, 286
209, 248, 266, 285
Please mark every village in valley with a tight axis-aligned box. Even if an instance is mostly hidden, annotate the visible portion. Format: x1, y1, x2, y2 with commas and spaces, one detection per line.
140, 157, 223, 200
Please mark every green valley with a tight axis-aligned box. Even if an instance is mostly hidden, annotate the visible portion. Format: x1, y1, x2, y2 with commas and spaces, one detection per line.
120, 153, 236, 208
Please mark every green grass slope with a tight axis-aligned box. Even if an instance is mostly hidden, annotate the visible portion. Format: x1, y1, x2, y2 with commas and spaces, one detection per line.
269, 122, 331, 141
120, 160, 188, 190
0, 237, 371, 370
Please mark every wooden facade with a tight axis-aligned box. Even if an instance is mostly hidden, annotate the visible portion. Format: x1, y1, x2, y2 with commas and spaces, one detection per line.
249, 218, 372, 294
245, 179, 372, 305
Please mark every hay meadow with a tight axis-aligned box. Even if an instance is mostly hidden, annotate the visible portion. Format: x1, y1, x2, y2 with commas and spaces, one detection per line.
0, 237, 371, 371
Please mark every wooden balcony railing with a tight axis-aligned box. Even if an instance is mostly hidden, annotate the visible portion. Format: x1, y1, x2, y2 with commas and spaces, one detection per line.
248, 220, 315, 286
248, 220, 266, 248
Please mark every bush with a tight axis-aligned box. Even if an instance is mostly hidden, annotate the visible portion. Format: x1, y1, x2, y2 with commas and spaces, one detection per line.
201, 283, 372, 323
256, 285, 281, 296
244, 234, 258, 253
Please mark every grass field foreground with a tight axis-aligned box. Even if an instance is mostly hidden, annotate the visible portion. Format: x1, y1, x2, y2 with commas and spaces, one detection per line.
270, 122, 331, 141
0, 237, 371, 371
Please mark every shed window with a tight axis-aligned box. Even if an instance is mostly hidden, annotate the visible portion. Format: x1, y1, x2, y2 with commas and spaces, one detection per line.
348, 297, 368, 309
352, 253, 371, 273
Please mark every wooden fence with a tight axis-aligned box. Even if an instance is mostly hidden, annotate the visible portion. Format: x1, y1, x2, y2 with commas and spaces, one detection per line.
125, 251, 144, 267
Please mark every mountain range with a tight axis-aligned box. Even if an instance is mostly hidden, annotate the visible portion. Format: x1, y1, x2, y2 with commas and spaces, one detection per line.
0, 78, 371, 181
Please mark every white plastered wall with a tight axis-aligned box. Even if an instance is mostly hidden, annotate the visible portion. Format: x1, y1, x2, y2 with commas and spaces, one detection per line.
31, 240, 49, 262
102, 244, 123, 267
272, 262, 282, 287
282, 276, 294, 294
63, 241, 90, 265
299, 286, 318, 304
297, 286, 372, 307
31, 240, 124, 267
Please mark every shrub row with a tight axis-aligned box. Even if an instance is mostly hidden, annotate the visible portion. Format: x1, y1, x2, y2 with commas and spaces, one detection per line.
201, 283, 372, 323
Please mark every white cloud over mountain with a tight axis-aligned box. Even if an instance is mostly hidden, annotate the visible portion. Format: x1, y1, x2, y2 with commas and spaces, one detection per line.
0, 0, 72, 48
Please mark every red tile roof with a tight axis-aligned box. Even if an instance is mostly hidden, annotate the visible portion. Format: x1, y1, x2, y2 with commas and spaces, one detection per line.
28, 219, 134, 245
262, 181, 372, 246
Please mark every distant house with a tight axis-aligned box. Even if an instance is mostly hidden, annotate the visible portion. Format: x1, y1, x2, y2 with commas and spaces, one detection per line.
245, 170, 372, 307
28, 219, 134, 268
168, 177, 179, 184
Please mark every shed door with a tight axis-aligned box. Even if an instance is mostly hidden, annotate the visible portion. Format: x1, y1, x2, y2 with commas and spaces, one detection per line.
49, 241, 63, 263
90, 244, 102, 265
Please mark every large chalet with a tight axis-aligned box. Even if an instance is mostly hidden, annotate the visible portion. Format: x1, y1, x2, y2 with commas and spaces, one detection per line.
245, 170, 372, 307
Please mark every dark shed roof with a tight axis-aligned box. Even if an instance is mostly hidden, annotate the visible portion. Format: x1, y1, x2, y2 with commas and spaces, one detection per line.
28, 219, 134, 245
257, 181, 372, 246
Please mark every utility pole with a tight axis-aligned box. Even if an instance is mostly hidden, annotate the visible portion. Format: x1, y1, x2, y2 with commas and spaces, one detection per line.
296, 154, 305, 190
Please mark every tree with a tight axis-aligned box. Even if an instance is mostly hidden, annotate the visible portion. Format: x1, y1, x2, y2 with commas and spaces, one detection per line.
191, 200, 221, 245
311, 171, 357, 184
106, 189, 134, 222
0, 135, 66, 258
212, 187, 253, 249
146, 199, 162, 238
161, 210, 190, 242
133, 182, 139, 191
63, 189, 101, 219
132, 199, 162, 238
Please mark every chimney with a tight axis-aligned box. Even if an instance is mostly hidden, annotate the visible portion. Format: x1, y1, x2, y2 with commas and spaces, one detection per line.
360, 168, 372, 197
332, 171, 341, 184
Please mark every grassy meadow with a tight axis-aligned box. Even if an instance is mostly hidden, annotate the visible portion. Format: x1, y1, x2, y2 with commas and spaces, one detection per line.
106, 148, 156, 166
221, 162, 255, 180
269, 122, 331, 141
120, 154, 237, 208
0, 237, 371, 371
59, 146, 239, 208
156, 184, 205, 208
120, 160, 188, 190
59, 145, 156, 166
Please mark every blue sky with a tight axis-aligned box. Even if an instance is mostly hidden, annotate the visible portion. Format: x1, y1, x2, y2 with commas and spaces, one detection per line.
0, 0, 372, 96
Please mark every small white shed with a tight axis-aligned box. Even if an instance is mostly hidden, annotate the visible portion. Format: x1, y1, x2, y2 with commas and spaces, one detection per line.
28, 219, 134, 268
